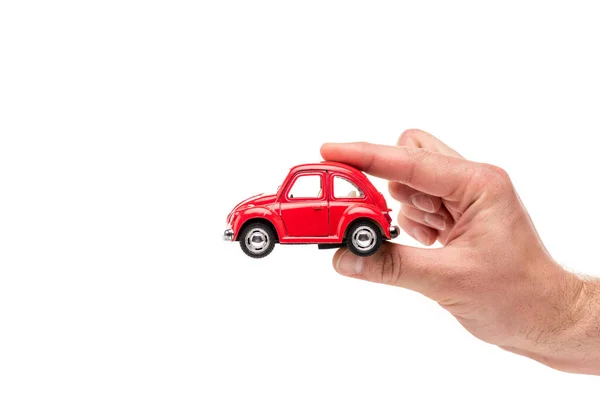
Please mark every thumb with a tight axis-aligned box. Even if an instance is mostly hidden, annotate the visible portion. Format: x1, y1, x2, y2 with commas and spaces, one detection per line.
332, 242, 445, 298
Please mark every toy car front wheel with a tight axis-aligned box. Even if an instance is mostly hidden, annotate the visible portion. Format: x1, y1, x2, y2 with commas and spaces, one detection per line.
346, 221, 382, 257
239, 222, 276, 258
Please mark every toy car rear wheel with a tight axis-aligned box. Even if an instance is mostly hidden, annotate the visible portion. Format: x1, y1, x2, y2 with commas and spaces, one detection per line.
346, 221, 382, 257
239, 222, 276, 258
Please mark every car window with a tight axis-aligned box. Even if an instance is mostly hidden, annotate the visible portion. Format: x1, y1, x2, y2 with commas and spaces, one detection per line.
288, 174, 322, 199
333, 176, 364, 199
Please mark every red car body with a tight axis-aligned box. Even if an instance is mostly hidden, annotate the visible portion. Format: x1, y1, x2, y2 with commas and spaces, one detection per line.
224, 162, 399, 258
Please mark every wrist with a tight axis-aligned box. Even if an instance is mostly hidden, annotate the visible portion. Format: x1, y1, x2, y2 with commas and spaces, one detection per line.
560, 276, 600, 373
519, 270, 600, 374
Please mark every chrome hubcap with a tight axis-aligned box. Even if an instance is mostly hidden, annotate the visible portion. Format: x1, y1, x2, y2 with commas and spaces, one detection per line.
245, 228, 270, 254
351, 226, 376, 252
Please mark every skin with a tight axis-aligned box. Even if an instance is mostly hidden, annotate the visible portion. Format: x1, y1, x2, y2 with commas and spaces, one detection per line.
321, 129, 600, 375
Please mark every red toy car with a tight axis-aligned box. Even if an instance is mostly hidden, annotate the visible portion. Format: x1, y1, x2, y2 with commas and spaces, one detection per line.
223, 162, 399, 258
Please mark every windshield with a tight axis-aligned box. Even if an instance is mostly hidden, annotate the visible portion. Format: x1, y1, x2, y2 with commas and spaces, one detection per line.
276, 171, 290, 194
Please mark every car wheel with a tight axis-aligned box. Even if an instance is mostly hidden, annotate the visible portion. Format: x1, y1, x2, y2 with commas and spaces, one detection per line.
346, 221, 382, 257
239, 222, 276, 258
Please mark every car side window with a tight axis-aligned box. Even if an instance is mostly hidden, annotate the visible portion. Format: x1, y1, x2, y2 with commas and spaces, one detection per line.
288, 174, 322, 199
333, 176, 364, 199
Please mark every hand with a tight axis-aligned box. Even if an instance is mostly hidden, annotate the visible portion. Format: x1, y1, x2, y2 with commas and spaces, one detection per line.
321, 129, 600, 374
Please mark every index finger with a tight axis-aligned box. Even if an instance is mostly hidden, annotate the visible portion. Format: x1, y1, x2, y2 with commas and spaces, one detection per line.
320, 142, 475, 199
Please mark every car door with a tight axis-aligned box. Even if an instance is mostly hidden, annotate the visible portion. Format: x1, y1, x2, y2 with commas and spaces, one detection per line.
279, 171, 329, 237
328, 174, 367, 236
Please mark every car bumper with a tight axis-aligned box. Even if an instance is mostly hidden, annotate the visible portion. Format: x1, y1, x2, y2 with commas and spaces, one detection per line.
390, 225, 399, 239
223, 229, 234, 241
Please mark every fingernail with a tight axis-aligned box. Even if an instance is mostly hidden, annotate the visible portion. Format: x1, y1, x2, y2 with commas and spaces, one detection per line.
414, 229, 430, 245
336, 250, 364, 276
424, 213, 446, 230
411, 194, 435, 212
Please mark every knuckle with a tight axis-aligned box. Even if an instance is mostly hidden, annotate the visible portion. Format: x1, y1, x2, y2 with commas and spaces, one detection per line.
481, 163, 510, 182
475, 163, 513, 193
398, 129, 422, 146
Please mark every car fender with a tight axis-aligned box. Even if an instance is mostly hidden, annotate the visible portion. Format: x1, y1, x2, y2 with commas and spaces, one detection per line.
232, 205, 285, 241
337, 204, 391, 240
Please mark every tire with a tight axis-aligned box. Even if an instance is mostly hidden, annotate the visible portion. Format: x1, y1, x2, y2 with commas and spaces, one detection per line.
239, 222, 276, 258
346, 220, 382, 257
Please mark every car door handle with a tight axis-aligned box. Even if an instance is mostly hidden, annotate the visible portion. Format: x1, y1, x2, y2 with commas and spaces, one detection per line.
312, 206, 325, 210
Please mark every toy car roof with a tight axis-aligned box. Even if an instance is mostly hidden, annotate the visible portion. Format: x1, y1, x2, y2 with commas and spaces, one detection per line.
290, 161, 367, 177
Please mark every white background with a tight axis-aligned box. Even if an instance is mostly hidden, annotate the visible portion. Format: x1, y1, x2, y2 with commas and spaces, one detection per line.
1, 1, 599, 398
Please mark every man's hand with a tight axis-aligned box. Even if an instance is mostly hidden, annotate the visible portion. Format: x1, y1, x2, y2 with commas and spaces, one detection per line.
321, 129, 600, 375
